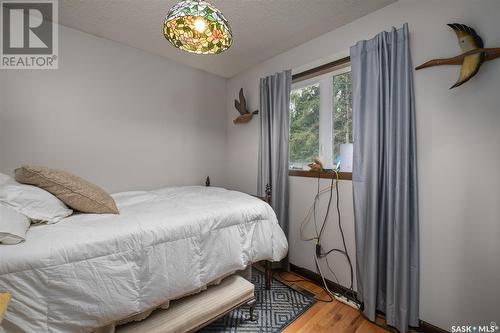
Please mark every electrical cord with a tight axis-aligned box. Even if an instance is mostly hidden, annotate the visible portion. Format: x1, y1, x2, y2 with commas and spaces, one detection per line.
319, 170, 355, 296
325, 255, 356, 301
299, 185, 335, 241
318, 173, 335, 239
314, 253, 345, 301
274, 272, 334, 303
312, 175, 321, 239
324, 256, 340, 286
299, 168, 358, 305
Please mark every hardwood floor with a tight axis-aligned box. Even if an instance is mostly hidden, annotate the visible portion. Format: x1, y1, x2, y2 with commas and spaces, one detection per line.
273, 270, 391, 333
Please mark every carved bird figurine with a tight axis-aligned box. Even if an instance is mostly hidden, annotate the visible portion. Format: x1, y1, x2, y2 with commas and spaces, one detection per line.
416, 23, 500, 89
233, 88, 258, 124
308, 158, 324, 172
448, 23, 484, 88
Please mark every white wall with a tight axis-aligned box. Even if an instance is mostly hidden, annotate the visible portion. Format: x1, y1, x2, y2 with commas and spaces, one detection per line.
225, 0, 500, 329
1, 0, 499, 329
0, 24, 227, 193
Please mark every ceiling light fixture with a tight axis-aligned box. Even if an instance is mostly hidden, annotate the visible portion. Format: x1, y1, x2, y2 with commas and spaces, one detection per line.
163, 0, 232, 55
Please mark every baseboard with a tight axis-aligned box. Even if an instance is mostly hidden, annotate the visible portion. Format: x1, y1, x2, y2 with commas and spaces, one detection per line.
289, 263, 357, 299
289, 263, 449, 333
416, 320, 450, 333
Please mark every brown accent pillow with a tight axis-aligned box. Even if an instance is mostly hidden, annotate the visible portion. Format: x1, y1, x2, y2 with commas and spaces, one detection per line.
15, 166, 119, 214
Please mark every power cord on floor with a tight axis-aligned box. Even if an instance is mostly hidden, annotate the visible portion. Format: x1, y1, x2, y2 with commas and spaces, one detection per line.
274, 272, 334, 303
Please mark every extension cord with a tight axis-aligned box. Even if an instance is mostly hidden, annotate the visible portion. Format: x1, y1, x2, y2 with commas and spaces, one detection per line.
314, 254, 361, 311
333, 293, 360, 310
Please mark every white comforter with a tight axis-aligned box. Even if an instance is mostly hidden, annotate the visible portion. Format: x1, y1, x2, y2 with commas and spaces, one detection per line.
0, 186, 288, 333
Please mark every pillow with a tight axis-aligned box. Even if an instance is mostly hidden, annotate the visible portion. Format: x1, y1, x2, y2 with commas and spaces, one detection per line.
15, 166, 119, 214
0, 175, 73, 223
0, 173, 11, 187
0, 203, 31, 244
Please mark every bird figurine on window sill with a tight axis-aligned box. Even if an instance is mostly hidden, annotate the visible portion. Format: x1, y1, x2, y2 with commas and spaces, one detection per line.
308, 158, 324, 172
233, 88, 258, 124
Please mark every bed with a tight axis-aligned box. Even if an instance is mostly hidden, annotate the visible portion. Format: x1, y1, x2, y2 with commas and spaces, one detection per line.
0, 186, 288, 333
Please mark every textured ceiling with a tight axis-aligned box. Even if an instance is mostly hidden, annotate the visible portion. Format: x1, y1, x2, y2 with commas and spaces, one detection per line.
59, 0, 395, 78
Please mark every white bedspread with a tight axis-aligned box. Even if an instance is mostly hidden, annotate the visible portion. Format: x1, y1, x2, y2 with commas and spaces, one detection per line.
0, 186, 288, 333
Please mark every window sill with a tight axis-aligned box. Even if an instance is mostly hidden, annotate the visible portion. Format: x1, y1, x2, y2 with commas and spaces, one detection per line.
288, 170, 352, 180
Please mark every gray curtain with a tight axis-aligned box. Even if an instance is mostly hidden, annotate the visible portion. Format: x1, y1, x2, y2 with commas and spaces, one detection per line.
350, 24, 419, 333
258, 70, 291, 245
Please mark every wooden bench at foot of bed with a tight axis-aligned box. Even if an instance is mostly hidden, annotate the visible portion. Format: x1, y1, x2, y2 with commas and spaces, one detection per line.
116, 275, 256, 333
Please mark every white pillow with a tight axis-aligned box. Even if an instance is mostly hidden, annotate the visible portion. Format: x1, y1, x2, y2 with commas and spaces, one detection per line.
0, 173, 73, 223
0, 173, 11, 186
0, 203, 30, 244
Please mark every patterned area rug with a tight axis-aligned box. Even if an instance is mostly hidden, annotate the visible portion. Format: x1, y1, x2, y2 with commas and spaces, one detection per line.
198, 269, 316, 333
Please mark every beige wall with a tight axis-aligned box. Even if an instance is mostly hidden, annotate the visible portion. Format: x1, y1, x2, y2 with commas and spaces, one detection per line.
0, 24, 227, 193
224, 0, 500, 329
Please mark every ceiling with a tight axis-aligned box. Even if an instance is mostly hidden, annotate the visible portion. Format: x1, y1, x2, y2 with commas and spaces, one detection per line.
59, 0, 395, 78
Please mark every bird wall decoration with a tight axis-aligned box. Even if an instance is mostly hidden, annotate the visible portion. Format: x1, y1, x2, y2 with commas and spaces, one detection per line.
233, 88, 258, 124
416, 23, 500, 88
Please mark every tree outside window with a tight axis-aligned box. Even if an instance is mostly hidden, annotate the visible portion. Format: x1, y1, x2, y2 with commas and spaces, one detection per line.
289, 69, 353, 171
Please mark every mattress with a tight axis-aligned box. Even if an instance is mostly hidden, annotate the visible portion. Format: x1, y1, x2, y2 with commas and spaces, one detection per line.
0, 186, 288, 333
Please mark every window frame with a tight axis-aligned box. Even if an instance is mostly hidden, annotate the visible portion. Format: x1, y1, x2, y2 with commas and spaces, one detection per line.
289, 57, 353, 180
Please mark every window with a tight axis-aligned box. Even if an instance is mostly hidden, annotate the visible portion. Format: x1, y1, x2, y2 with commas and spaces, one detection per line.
289, 64, 353, 172
289, 83, 320, 169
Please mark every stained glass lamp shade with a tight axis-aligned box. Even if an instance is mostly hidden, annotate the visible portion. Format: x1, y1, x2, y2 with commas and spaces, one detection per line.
163, 0, 232, 55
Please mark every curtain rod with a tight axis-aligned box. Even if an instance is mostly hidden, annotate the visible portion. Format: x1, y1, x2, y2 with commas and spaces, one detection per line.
292, 56, 351, 83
